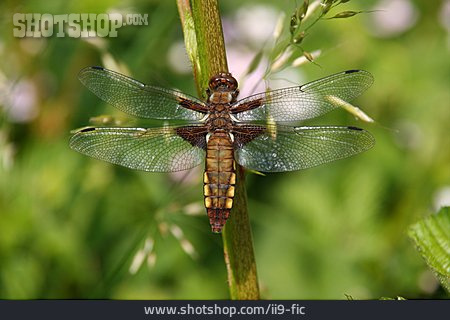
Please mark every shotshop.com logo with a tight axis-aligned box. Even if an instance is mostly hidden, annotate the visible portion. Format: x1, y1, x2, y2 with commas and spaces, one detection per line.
13, 13, 149, 38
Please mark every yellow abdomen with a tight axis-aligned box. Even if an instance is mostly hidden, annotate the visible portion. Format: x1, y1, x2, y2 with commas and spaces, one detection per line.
204, 131, 235, 233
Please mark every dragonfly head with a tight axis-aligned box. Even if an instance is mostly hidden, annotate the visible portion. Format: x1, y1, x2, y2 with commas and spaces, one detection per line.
208, 73, 239, 103
209, 72, 238, 91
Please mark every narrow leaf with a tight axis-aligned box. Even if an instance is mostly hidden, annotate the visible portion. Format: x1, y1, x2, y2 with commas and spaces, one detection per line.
272, 12, 286, 41
244, 50, 264, 77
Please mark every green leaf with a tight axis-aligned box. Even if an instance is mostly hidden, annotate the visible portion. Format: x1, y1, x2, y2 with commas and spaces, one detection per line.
243, 50, 264, 77
408, 207, 450, 292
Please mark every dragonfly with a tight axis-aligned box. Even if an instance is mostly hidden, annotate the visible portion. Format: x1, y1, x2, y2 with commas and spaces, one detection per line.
70, 66, 375, 233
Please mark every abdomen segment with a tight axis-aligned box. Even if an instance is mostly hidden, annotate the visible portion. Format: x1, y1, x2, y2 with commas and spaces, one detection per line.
204, 132, 235, 233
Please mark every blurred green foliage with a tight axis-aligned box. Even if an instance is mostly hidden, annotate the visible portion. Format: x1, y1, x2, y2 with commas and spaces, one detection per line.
0, 0, 449, 299
409, 207, 450, 292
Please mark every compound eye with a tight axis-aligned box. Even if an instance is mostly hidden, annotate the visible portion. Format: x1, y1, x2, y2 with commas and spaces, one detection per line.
208, 76, 220, 90
228, 77, 238, 90
208, 73, 239, 91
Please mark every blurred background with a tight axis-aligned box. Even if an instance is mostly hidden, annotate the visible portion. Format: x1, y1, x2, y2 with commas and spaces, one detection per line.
0, 0, 449, 299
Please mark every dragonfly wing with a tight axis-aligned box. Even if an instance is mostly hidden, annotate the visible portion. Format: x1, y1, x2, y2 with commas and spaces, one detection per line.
69, 126, 207, 172
234, 125, 374, 172
78, 67, 207, 121
233, 70, 373, 122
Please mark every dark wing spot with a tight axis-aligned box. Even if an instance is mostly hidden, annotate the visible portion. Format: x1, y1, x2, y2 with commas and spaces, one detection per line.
345, 69, 359, 74
177, 97, 208, 113
232, 125, 266, 148
91, 66, 104, 70
347, 126, 363, 131
231, 98, 263, 113
79, 127, 97, 132
175, 126, 208, 149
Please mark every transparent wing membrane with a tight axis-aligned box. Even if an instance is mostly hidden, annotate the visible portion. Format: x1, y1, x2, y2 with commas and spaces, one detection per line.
234, 125, 375, 172
69, 126, 206, 172
72, 68, 375, 174
233, 70, 373, 123
78, 67, 206, 121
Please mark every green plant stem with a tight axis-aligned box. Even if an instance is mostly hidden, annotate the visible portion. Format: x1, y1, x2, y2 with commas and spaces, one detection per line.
222, 166, 260, 299
177, 0, 260, 300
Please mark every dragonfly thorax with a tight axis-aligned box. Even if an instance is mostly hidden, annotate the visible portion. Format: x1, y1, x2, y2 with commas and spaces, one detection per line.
205, 105, 233, 131
209, 91, 233, 104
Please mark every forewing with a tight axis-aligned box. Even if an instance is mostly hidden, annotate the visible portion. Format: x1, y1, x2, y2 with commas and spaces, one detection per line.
78, 67, 206, 120
234, 125, 374, 172
69, 126, 207, 172
233, 70, 373, 122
